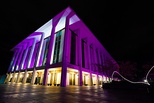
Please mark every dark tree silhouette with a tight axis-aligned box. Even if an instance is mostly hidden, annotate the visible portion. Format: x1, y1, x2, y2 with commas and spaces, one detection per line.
118, 61, 137, 81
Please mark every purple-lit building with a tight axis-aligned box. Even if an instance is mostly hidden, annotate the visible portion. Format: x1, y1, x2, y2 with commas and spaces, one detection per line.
5, 7, 119, 87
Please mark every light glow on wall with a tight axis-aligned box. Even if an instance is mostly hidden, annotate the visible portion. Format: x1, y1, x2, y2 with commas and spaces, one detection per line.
15, 74, 17, 78
36, 34, 45, 67
69, 14, 80, 25
50, 34, 56, 64
57, 73, 61, 84
82, 71, 89, 74
12, 66, 14, 71
6, 7, 120, 87
99, 76, 102, 81
27, 38, 36, 68
21, 64, 24, 70
20, 74, 23, 78
27, 73, 29, 78
55, 17, 66, 32
16, 65, 18, 70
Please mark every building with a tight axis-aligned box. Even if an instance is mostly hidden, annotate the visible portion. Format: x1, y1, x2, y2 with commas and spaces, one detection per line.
5, 6, 119, 87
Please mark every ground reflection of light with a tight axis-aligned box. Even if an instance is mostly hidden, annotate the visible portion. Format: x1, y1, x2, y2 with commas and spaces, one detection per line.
111, 65, 154, 86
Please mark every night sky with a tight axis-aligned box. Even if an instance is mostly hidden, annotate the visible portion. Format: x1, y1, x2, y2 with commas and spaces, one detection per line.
0, 1, 154, 75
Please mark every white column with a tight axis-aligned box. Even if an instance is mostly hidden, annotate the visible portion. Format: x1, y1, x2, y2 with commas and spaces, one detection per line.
87, 41, 93, 86
16, 71, 21, 83
22, 70, 28, 84
15, 45, 25, 71
78, 30, 83, 86
11, 72, 15, 83
12, 48, 21, 72
36, 33, 45, 67
97, 75, 99, 86
20, 43, 29, 70
27, 38, 36, 68
4, 73, 10, 83
8, 73, 12, 82
30, 33, 45, 85
31, 69, 36, 84
52, 72, 55, 85
8, 50, 18, 72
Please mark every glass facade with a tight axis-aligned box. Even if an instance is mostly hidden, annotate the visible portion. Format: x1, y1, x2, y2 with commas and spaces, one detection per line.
42, 37, 50, 66
53, 29, 65, 64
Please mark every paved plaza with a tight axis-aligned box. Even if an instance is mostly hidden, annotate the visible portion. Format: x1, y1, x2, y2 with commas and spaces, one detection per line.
0, 83, 153, 103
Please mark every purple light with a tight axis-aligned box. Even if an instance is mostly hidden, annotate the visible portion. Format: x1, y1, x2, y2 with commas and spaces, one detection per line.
6, 6, 119, 87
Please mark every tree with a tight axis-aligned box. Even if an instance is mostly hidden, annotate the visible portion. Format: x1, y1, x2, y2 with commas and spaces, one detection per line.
118, 61, 137, 81
142, 59, 154, 81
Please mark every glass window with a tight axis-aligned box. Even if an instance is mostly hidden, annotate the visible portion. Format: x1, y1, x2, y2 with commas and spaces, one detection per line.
42, 37, 50, 66
52, 29, 65, 64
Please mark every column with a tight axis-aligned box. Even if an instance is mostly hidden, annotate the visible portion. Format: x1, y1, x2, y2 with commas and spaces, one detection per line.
31, 33, 44, 85
31, 69, 36, 84
40, 72, 44, 84
4, 73, 11, 83
61, 12, 74, 87
27, 39, 37, 84
27, 38, 36, 68
15, 45, 25, 71
77, 29, 83, 86
16, 71, 21, 83
97, 75, 99, 86
90, 74, 93, 86
12, 48, 21, 72
87, 41, 93, 86
20, 43, 29, 70
36, 33, 45, 67
8, 50, 18, 72
38, 41, 46, 66
52, 72, 55, 85
11, 72, 15, 83
43, 18, 59, 85
22, 70, 27, 84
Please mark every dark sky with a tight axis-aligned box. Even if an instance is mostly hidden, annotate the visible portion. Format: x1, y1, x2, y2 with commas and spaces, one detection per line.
0, 1, 154, 75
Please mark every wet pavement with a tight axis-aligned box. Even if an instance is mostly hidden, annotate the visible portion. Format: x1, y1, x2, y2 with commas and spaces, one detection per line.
0, 83, 153, 103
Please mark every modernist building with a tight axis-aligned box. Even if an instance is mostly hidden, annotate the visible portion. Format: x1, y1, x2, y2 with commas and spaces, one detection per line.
5, 7, 119, 87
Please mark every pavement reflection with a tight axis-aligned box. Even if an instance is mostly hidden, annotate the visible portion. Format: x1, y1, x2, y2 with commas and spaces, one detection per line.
0, 83, 153, 103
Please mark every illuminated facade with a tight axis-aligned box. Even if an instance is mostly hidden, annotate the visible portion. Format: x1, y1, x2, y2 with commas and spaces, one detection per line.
5, 7, 119, 87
